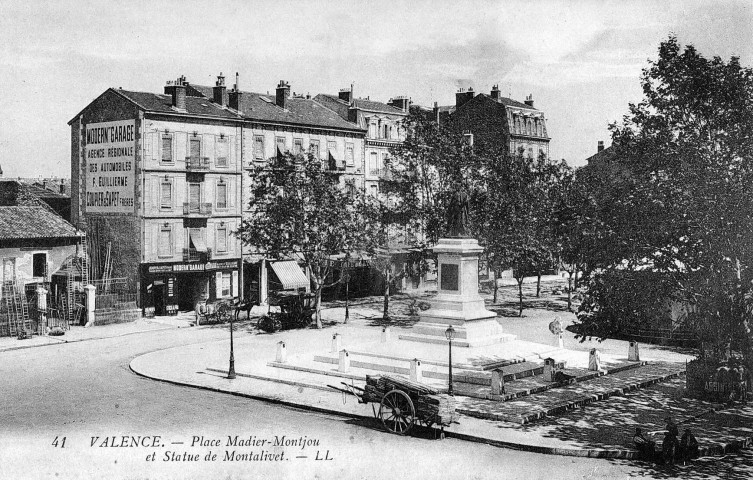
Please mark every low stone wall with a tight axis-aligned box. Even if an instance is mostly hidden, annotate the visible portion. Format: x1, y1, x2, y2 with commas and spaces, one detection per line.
91, 301, 141, 326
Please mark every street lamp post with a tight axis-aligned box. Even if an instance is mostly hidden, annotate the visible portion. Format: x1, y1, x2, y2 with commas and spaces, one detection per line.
344, 270, 350, 324
228, 306, 236, 380
445, 325, 455, 395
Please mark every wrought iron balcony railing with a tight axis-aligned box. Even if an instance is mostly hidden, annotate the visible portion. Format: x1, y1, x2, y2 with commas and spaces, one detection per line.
183, 202, 212, 216
182, 248, 212, 262
185, 156, 210, 170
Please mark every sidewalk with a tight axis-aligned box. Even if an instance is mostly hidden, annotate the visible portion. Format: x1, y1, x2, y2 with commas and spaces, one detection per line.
129, 304, 753, 459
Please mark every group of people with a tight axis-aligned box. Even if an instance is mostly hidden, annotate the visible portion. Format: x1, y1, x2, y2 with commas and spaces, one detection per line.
633, 417, 699, 465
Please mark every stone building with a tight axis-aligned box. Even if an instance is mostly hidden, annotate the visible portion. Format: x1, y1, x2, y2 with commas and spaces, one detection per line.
69, 78, 244, 315
436, 85, 550, 158
314, 88, 408, 196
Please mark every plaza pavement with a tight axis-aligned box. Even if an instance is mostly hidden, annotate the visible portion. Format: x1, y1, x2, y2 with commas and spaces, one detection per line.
128, 285, 753, 460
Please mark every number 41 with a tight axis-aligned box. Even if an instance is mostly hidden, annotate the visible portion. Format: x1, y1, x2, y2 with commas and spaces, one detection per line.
52, 436, 67, 448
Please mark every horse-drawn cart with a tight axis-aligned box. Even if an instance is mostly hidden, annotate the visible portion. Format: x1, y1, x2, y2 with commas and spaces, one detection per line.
330, 374, 458, 436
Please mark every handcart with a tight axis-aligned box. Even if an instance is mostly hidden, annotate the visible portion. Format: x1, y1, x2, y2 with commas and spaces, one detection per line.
329, 374, 458, 436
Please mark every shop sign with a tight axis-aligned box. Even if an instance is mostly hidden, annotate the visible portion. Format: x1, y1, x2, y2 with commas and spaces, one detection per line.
84, 119, 136, 214
146, 260, 238, 274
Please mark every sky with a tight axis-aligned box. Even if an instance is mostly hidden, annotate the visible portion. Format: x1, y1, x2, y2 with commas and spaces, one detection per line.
1, 0, 751, 178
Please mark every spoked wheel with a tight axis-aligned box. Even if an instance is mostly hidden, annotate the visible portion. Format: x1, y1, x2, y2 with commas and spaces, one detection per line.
379, 389, 415, 435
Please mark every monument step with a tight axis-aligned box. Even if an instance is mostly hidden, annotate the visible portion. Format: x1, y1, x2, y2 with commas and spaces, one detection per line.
398, 332, 517, 348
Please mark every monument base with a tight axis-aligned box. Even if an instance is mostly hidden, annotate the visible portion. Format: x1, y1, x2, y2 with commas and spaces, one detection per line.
399, 318, 516, 347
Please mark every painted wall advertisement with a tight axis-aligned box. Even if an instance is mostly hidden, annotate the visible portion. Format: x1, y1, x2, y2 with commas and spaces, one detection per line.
85, 119, 136, 214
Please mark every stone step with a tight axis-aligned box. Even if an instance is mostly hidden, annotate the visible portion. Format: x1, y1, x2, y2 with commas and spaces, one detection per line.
454, 362, 685, 424
398, 332, 517, 347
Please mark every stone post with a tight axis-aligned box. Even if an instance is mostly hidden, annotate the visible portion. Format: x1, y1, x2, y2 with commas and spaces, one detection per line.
36, 285, 48, 331
276, 341, 287, 363
338, 350, 350, 373
628, 341, 640, 362
544, 357, 556, 382
331, 333, 341, 353
491, 369, 505, 395
381, 327, 391, 343
588, 348, 602, 371
410, 358, 423, 382
84, 284, 96, 328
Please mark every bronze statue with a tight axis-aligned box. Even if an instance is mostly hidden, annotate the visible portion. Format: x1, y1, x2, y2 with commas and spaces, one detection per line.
446, 190, 470, 238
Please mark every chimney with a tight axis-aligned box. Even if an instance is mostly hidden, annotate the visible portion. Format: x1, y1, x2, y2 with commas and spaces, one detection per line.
524, 94, 534, 108
388, 96, 410, 112
433, 102, 439, 124
338, 87, 352, 103
598, 141, 604, 152
213, 72, 226, 106
490, 84, 501, 100
165, 75, 187, 110
455, 87, 474, 108
229, 72, 243, 111
276, 80, 290, 109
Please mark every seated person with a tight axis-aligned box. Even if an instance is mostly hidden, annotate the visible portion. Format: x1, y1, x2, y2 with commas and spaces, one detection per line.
633, 428, 656, 459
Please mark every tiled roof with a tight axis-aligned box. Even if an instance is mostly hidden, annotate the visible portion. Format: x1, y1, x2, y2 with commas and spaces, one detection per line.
115, 89, 242, 120
315, 94, 406, 117
0, 180, 56, 210
586, 145, 615, 165
27, 183, 69, 199
0, 206, 80, 240
236, 92, 362, 131
352, 97, 405, 115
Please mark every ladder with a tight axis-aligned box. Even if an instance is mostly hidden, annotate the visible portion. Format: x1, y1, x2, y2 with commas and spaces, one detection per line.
0, 283, 12, 336
16, 287, 32, 336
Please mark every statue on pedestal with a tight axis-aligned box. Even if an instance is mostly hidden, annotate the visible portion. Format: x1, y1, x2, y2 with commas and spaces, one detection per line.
446, 190, 470, 238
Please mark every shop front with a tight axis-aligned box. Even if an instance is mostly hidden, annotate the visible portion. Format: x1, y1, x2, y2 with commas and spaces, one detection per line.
141, 259, 240, 315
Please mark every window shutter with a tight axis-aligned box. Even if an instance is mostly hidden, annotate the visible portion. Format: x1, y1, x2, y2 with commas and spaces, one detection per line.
232, 271, 238, 297
226, 135, 234, 167
144, 224, 152, 261
204, 134, 214, 165
216, 271, 223, 299
152, 132, 161, 163
175, 132, 187, 164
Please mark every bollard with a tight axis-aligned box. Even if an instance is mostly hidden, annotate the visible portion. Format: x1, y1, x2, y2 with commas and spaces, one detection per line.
628, 341, 640, 362
331, 333, 341, 353
381, 326, 391, 343
276, 341, 287, 363
410, 358, 423, 382
544, 357, 557, 382
558, 334, 564, 349
338, 350, 350, 373
588, 348, 602, 371
491, 369, 505, 395
84, 284, 96, 327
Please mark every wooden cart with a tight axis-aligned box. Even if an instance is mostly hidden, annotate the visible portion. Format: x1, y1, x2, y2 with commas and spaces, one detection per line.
330, 374, 458, 436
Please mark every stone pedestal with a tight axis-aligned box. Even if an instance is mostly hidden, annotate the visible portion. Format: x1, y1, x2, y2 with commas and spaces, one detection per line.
400, 237, 514, 347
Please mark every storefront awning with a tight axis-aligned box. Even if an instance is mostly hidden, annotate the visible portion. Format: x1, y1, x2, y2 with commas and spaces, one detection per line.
270, 261, 309, 290
189, 229, 208, 252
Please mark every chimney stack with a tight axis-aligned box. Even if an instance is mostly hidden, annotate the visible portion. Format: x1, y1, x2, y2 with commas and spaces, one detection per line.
388, 96, 410, 112
229, 72, 243, 112
598, 141, 604, 152
455, 87, 474, 108
490, 84, 501, 100
524, 94, 534, 108
276, 80, 290, 109
213, 72, 227, 106
165, 75, 187, 111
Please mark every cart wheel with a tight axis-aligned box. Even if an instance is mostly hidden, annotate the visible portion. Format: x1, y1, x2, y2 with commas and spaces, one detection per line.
379, 389, 415, 435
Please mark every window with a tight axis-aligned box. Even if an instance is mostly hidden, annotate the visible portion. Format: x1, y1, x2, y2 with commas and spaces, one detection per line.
189, 137, 201, 161
188, 183, 201, 208
345, 179, 356, 195
158, 226, 172, 257
369, 152, 378, 176
215, 137, 229, 167
384, 125, 389, 139
253, 135, 265, 161
345, 143, 354, 166
161, 134, 173, 162
310, 140, 320, 158
327, 141, 338, 170
216, 182, 228, 209
216, 227, 228, 253
293, 138, 303, 155
221, 272, 231, 297
160, 181, 172, 210
276, 136, 286, 157
369, 123, 377, 139
33, 253, 47, 278
3, 258, 16, 283
370, 185, 378, 197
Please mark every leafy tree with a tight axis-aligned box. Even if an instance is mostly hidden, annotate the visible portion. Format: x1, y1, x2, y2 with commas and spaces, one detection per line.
575, 36, 753, 371
238, 151, 374, 329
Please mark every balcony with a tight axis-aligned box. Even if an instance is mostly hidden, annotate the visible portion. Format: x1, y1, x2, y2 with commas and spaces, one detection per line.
183, 248, 212, 263
185, 156, 210, 171
183, 202, 212, 216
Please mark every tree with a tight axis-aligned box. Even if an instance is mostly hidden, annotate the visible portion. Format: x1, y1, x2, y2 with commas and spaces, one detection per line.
575, 36, 753, 372
238, 151, 374, 329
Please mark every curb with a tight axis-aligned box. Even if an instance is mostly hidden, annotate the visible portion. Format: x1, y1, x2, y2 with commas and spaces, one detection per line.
130, 356, 751, 460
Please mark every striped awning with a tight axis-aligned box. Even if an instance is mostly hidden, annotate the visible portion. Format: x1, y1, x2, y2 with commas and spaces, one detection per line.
269, 261, 309, 290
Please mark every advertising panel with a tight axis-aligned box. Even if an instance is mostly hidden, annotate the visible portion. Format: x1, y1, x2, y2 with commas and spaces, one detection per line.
85, 120, 136, 214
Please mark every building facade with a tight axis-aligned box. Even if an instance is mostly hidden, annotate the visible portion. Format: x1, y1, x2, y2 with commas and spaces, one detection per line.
69, 80, 244, 314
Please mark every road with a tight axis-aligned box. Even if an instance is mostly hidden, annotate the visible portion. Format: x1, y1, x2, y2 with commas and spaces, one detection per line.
0, 325, 645, 480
